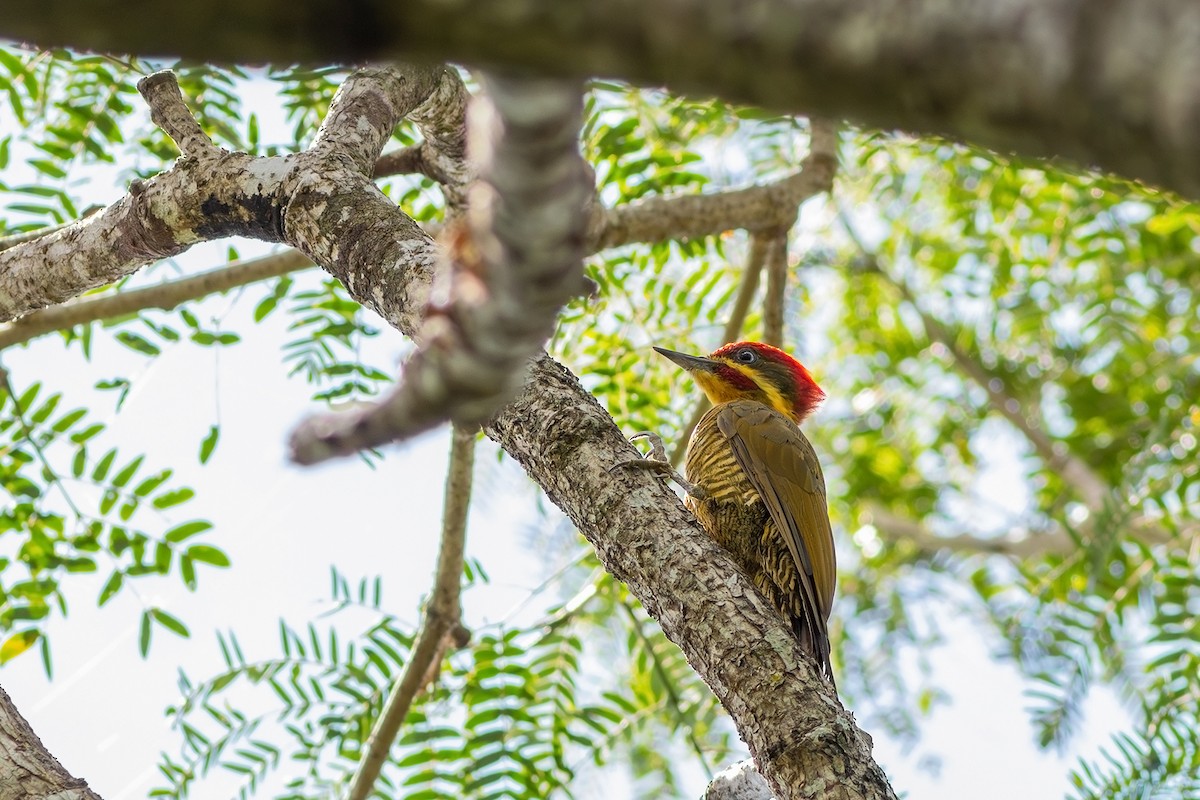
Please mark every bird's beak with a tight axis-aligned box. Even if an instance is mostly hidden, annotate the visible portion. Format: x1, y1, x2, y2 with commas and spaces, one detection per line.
653, 346, 719, 373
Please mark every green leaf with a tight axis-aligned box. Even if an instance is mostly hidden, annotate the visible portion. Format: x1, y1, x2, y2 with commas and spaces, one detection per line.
138, 610, 152, 657
186, 545, 230, 568
112, 455, 144, 488
198, 425, 219, 464
164, 520, 212, 543
180, 555, 196, 590
151, 608, 190, 639
97, 571, 123, 606
0, 630, 40, 663
115, 331, 161, 356
91, 448, 116, 481
153, 487, 195, 509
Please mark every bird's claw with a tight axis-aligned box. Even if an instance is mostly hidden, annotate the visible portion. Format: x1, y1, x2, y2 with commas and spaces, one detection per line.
611, 431, 708, 500
628, 431, 669, 462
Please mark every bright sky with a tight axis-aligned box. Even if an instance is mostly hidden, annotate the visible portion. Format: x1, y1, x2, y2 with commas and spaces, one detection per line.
0, 67, 1132, 800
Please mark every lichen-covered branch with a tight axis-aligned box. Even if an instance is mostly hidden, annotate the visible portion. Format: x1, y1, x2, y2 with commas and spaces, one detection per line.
0, 65, 442, 326
595, 153, 837, 249
406, 69, 473, 212
1, 154, 831, 351
289, 75, 590, 464
0, 206, 103, 253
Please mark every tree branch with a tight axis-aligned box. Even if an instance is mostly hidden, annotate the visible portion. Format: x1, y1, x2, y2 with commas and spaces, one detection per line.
761, 229, 788, 348
346, 424, 473, 800
0, 206, 103, 253
290, 75, 590, 464
595, 155, 837, 250
0, 65, 447, 326
139, 71, 218, 158
405, 69, 473, 213
0, 685, 104, 800
864, 504, 1076, 559
0, 250, 311, 350
5, 0, 1198, 196
1, 151, 828, 351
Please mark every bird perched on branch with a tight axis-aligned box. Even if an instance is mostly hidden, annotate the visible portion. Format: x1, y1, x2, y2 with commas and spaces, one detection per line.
628, 341, 837, 685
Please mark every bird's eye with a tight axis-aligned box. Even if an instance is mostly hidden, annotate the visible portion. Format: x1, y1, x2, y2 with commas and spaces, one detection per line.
736, 348, 758, 364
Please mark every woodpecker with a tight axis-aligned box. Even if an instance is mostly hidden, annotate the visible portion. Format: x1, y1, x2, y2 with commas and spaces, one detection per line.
649, 341, 836, 684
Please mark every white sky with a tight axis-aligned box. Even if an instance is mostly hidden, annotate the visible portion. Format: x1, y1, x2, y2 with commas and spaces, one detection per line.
0, 68, 1132, 800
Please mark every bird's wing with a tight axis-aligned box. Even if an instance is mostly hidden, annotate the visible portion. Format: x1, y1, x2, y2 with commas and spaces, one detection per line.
715, 400, 837, 628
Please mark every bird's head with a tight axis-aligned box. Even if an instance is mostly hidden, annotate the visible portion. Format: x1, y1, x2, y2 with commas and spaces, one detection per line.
654, 341, 825, 424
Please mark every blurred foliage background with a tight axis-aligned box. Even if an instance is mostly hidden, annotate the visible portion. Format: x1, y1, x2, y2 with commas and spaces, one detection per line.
1, 46, 1198, 800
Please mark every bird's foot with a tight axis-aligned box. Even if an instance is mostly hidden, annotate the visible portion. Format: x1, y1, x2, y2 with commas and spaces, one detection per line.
610, 432, 708, 500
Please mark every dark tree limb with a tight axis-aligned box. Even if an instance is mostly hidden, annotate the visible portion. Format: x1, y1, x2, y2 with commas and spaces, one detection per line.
3, 0, 1199, 196
289, 74, 591, 463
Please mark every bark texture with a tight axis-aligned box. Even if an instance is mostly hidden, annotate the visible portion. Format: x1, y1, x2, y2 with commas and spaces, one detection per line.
0, 685, 102, 800
2, 0, 1200, 196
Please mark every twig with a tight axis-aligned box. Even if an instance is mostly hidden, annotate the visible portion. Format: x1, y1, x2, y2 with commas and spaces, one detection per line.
761, 228, 789, 348
0, 250, 311, 350
374, 146, 430, 179
594, 143, 837, 250
346, 423, 475, 800
865, 504, 1076, 559
138, 71, 218, 157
